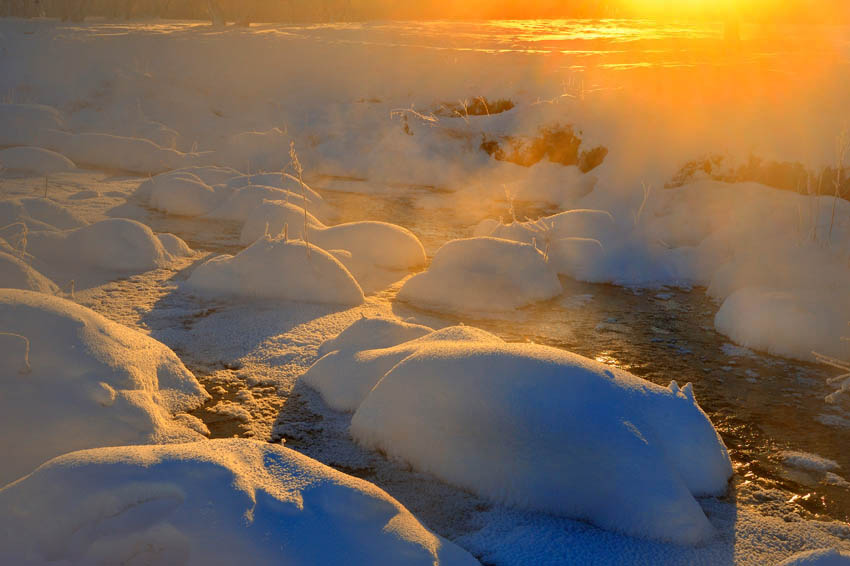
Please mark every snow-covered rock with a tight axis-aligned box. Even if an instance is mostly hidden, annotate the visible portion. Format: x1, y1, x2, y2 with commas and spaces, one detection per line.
241, 203, 425, 285
39, 130, 190, 174
779, 548, 850, 566
303, 318, 451, 411
239, 199, 324, 245
0, 103, 64, 147
0, 146, 75, 175
715, 287, 850, 362
145, 171, 221, 217
158, 232, 195, 257
397, 237, 562, 313
224, 172, 325, 204
0, 197, 86, 232
205, 184, 330, 222
0, 251, 58, 294
0, 439, 478, 566
186, 236, 364, 306
27, 218, 190, 274
0, 290, 209, 486
348, 335, 732, 544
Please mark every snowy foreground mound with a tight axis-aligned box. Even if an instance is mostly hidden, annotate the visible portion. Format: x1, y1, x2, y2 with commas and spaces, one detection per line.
0, 440, 478, 566
306, 320, 733, 544
187, 236, 364, 306
0, 290, 210, 486
398, 237, 562, 312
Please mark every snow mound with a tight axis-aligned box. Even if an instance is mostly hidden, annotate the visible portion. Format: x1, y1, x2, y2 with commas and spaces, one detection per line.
27, 218, 189, 274
474, 209, 615, 245
186, 236, 364, 306
241, 203, 425, 284
0, 146, 75, 175
205, 184, 330, 222
0, 290, 209, 486
0, 251, 58, 294
303, 318, 451, 411
157, 233, 194, 257
0, 197, 86, 232
715, 287, 850, 361
39, 130, 190, 174
397, 237, 562, 313
239, 199, 324, 245
779, 549, 850, 566
0, 103, 64, 147
224, 172, 325, 204
780, 451, 840, 473
317, 316, 434, 357
144, 171, 221, 217
169, 165, 240, 186
0, 439, 478, 566
349, 338, 733, 544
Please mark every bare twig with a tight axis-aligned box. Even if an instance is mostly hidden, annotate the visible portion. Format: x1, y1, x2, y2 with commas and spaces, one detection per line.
0, 332, 31, 374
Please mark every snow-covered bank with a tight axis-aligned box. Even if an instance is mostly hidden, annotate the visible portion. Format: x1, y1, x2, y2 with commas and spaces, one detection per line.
0, 439, 478, 566
0, 290, 209, 486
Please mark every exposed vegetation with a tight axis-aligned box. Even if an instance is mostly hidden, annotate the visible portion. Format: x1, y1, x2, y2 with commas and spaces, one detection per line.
480, 124, 608, 172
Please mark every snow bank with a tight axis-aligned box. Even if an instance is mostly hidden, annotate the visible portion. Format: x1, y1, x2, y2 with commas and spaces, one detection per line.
186, 236, 364, 306
39, 130, 190, 174
27, 218, 190, 274
0, 197, 86, 231
0, 440, 478, 566
0, 290, 209, 486
779, 549, 850, 566
0, 103, 64, 147
351, 339, 732, 544
0, 146, 75, 175
398, 237, 562, 313
0, 251, 58, 294
715, 288, 850, 361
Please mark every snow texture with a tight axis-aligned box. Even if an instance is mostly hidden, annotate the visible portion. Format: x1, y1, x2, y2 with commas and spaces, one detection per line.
0, 439, 479, 566
0, 146, 75, 175
349, 331, 732, 544
186, 236, 364, 306
398, 237, 562, 313
0, 290, 209, 487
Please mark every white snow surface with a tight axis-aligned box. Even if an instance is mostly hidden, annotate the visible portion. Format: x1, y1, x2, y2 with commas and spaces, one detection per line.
0, 103, 65, 147
305, 319, 733, 544
39, 130, 191, 174
781, 451, 841, 473
0, 197, 86, 232
186, 236, 364, 306
779, 549, 850, 566
0, 251, 58, 294
0, 146, 75, 175
398, 237, 562, 313
0, 439, 478, 566
303, 322, 480, 412
26, 218, 192, 276
0, 290, 210, 487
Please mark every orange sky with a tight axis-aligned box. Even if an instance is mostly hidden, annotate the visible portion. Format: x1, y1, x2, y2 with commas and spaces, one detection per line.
384, 0, 850, 22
